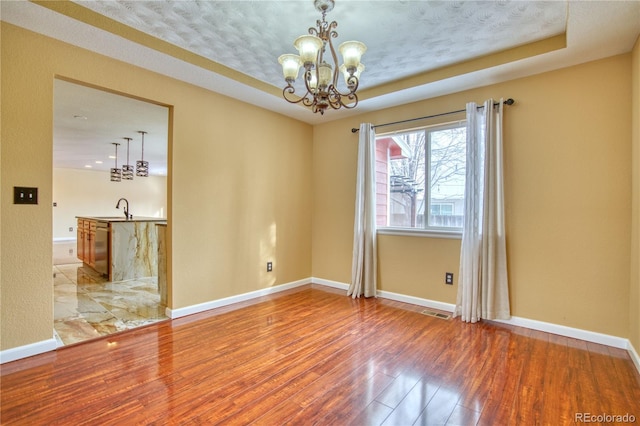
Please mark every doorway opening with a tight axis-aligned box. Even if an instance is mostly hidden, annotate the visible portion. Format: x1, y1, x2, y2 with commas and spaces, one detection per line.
52, 78, 170, 346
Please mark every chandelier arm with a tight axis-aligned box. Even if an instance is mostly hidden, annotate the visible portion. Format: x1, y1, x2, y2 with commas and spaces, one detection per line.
301, 95, 315, 108
314, 48, 323, 90
346, 74, 360, 92
327, 86, 359, 110
327, 77, 359, 98
302, 68, 318, 97
282, 84, 310, 105
339, 97, 358, 109
326, 24, 340, 87
331, 96, 358, 110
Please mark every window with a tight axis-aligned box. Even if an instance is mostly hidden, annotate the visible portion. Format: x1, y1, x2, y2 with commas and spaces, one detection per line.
430, 203, 454, 216
375, 122, 466, 232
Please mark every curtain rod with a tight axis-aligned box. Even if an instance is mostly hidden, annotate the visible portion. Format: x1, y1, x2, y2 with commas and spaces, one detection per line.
350, 98, 515, 133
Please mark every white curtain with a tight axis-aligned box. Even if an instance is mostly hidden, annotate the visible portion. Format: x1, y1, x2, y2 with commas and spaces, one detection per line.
454, 99, 510, 323
349, 123, 377, 298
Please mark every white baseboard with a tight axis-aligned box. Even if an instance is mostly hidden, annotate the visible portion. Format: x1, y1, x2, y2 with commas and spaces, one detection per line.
0, 337, 57, 364
310, 277, 349, 291
377, 289, 457, 313
166, 277, 312, 319
490, 316, 629, 349
311, 277, 457, 312
628, 341, 640, 374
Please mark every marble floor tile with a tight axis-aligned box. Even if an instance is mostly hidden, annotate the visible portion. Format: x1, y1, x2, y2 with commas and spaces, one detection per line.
53, 260, 168, 347
53, 272, 74, 286
54, 317, 103, 346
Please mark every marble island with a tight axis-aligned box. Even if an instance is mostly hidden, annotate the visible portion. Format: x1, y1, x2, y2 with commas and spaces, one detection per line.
76, 216, 166, 282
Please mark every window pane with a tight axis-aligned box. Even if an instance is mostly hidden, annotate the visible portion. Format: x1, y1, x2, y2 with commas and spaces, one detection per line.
429, 126, 465, 228
375, 122, 465, 231
388, 131, 425, 227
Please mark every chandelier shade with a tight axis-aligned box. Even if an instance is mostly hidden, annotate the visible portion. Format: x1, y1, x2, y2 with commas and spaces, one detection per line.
318, 62, 332, 87
278, 0, 366, 115
278, 54, 302, 82
338, 41, 367, 70
294, 35, 323, 65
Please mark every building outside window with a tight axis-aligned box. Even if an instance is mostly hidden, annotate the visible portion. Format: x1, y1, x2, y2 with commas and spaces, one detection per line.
375, 122, 466, 231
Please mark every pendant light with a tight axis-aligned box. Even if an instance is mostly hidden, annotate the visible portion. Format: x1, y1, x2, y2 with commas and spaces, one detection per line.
122, 137, 134, 180
136, 130, 149, 177
110, 142, 122, 182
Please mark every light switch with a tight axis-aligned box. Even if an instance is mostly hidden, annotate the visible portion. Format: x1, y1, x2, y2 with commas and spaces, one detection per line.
14, 187, 38, 205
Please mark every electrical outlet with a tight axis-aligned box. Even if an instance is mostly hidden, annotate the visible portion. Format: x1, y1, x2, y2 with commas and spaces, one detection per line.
267, 262, 273, 272
445, 272, 454, 285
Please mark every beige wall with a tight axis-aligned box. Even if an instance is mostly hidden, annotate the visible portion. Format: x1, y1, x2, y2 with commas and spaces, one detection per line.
631, 35, 640, 352
313, 54, 632, 338
2, 20, 637, 353
1, 23, 312, 350
53, 168, 167, 239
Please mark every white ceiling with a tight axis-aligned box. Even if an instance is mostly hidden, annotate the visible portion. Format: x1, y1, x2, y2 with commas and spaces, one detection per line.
2, 0, 640, 174
53, 79, 169, 176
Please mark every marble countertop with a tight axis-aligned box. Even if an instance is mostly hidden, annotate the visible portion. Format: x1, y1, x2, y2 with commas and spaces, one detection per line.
76, 216, 167, 223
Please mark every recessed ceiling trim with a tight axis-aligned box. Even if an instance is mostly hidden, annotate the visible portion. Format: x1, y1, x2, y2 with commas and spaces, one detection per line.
32, 0, 281, 97
359, 33, 567, 102
31, 0, 567, 110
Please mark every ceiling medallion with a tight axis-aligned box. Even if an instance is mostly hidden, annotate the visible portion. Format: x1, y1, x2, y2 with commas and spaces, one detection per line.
278, 0, 366, 115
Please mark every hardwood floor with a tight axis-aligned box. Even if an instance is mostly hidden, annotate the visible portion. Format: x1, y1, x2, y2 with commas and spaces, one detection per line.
1, 284, 639, 425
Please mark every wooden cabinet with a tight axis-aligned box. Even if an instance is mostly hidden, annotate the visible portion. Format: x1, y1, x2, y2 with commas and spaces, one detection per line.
77, 219, 97, 268
88, 221, 96, 267
77, 219, 85, 262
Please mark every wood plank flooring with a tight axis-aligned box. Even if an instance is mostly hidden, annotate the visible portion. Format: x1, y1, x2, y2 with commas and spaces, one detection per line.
1, 284, 639, 425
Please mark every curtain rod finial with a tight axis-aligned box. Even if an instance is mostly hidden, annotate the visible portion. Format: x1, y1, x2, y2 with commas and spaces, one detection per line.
351, 128, 359, 133
504, 98, 515, 105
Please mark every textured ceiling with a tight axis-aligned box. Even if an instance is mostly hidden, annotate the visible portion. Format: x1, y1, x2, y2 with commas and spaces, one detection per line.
2, 0, 640, 173
75, 0, 567, 92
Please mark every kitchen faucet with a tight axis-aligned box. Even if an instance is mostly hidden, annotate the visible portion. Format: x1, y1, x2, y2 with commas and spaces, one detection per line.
116, 198, 131, 219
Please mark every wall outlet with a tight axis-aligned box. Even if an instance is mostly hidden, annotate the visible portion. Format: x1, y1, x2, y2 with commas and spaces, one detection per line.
445, 272, 454, 285
267, 262, 273, 272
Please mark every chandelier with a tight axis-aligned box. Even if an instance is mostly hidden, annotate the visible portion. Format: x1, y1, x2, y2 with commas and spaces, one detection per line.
278, 0, 366, 115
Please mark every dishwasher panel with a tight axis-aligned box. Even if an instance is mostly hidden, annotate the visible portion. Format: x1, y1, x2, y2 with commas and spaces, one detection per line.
94, 222, 109, 276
